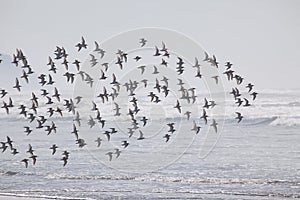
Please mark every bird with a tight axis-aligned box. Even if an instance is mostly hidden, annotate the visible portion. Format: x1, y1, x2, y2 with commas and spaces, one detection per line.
73, 111, 81, 126
63, 72, 75, 83
88, 116, 96, 128
47, 74, 55, 85
153, 46, 161, 56
21, 159, 29, 168
62, 150, 70, 159
139, 38, 147, 47
111, 73, 119, 85
0, 89, 8, 98
211, 75, 219, 84
250, 92, 258, 101
11, 54, 18, 66
115, 56, 123, 69
7, 97, 13, 108
61, 156, 68, 167
235, 98, 243, 107
72, 59, 81, 71
36, 120, 44, 129
138, 65, 146, 74
114, 149, 121, 158
61, 57, 69, 70
24, 126, 32, 135
163, 134, 170, 142
91, 101, 98, 111
50, 144, 58, 155
161, 58, 168, 67
200, 109, 208, 124
122, 141, 129, 148
0, 142, 8, 152
210, 100, 217, 108
52, 87, 61, 102
30, 154, 37, 165
99, 70, 107, 80
161, 76, 169, 87
210, 119, 218, 133
191, 121, 201, 134
152, 65, 159, 74
176, 57, 185, 75
174, 100, 181, 113
76, 36, 87, 51
243, 98, 251, 107
209, 55, 219, 68
203, 51, 210, 61
1, 101, 10, 114
134, 55, 142, 62
106, 152, 113, 161
6, 136, 13, 149
126, 128, 134, 138
246, 83, 254, 93
21, 70, 29, 83
56, 107, 63, 117
95, 137, 102, 147
103, 131, 110, 141
137, 130, 145, 140
223, 70, 235, 81
77, 71, 85, 81
162, 86, 169, 97
89, 54, 98, 67
140, 116, 148, 126
71, 124, 79, 140
13, 78, 21, 92
193, 57, 201, 70
195, 69, 202, 79
110, 128, 117, 134
235, 112, 243, 123
225, 62, 233, 70
41, 89, 49, 97
30, 92, 38, 106
94, 41, 106, 58
234, 74, 243, 84
76, 138, 87, 148
11, 148, 19, 155
74, 96, 82, 104
167, 123, 176, 134
184, 111, 191, 120
27, 144, 34, 155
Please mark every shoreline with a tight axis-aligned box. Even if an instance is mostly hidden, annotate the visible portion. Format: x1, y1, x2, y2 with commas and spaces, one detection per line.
0, 193, 86, 200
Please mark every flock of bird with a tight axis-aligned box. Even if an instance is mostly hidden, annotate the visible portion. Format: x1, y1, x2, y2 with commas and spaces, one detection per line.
0, 36, 258, 168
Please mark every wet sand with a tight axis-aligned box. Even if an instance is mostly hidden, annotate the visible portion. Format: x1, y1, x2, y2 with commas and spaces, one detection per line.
0, 193, 81, 200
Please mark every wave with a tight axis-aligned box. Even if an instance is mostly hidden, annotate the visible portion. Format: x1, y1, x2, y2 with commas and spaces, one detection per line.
270, 116, 300, 127
250, 116, 278, 126
0, 170, 18, 176
45, 173, 298, 186
2, 90, 300, 127
0, 192, 92, 200
45, 173, 135, 181
1, 190, 299, 199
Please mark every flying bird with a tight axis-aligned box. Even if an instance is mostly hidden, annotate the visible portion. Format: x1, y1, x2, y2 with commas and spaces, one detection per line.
106, 152, 113, 161
76, 36, 88, 51
235, 112, 243, 123
13, 78, 21, 92
210, 119, 218, 133
174, 100, 181, 113
50, 144, 58, 155
139, 38, 147, 47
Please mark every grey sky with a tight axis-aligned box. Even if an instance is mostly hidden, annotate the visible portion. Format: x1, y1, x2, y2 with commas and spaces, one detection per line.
1, 0, 299, 90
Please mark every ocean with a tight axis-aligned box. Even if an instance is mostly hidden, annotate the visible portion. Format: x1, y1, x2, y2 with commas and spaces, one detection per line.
0, 88, 299, 200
